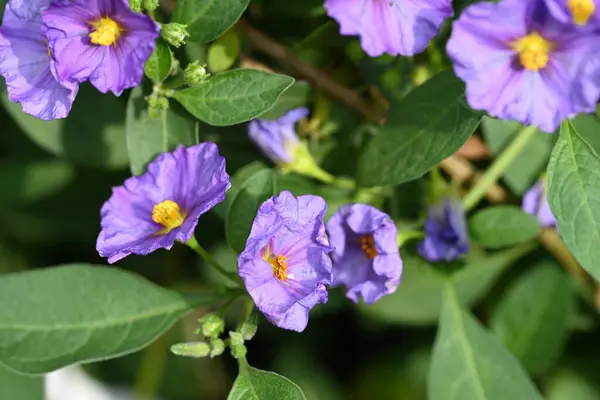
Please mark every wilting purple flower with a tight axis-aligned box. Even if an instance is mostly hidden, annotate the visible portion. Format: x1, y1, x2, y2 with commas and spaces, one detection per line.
0, 0, 78, 120
447, 0, 600, 133
522, 179, 556, 227
545, 0, 599, 26
324, 0, 453, 57
248, 108, 308, 165
327, 204, 402, 304
97, 143, 230, 263
418, 197, 469, 262
42, 0, 159, 95
238, 191, 333, 332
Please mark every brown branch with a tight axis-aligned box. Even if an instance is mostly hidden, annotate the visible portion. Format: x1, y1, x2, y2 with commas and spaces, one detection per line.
239, 21, 387, 125
440, 155, 508, 203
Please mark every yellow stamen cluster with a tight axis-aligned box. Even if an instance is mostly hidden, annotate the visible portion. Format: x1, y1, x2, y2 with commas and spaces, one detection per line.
152, 200, 185, 233
89, 17, 122, 46
568, 0, 595, 25
512, 32, 553, 72
262, 244, 289, 282
360, 235, 377, 260
271, 255, 289, 282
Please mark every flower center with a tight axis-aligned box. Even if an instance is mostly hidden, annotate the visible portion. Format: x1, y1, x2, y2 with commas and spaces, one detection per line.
89, 17, 122, 46
360, 235, 377, 260
568, 0, 595, 25
512, 32, 553, 72
270, 255, 288, 281
261, 243, 288, 281
152, 200, 185, 232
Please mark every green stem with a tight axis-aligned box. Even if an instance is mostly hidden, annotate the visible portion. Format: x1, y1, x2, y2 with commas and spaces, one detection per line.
463, 125, 538, 211
397, 230, 425, 247
161, 108, 168, 151
237, 299, 255, 330
332, 177, 357, 190
299, 165, 335, 184
185, 236, 241, 285
217, 293, 243, 317
134, 332, 169, 400
162, 75, 186, 91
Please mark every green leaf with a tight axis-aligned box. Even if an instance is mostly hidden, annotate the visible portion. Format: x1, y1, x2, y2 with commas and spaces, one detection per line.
228, 364, 306, 400
173, 69, 295, 126
361, 244, 534, 325
0, 364, 42, 399
225, 169, 276, 254
547, 369, 600, 400
207, 28, 241, 73
0, 159, 73, 208
173, 0, 250, 43
275, 172, 317, 197
144, 39, 173, 83
481, 117, 553, 195
258, 81, 312, 120
213, 161, 267, 219
125, 87, 197, 175
547, 120, 600, 281
468, 206, 541, 249
490, 261, 573, 375
2, 84, 128, 169
0, 265, 222, 374
357, 70, 481, 187
428, 282, 543, 400
568, 113, 600, 155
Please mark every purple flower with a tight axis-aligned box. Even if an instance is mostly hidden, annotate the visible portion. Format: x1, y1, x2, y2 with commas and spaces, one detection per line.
545, 0, 600, 26
447, 0, 600, 133
42, 0, 159, 95
0, 0, 78, 120
238, 191, 333, 332
522, 179, 556, 227
418, 197, 469, 262
327, 204, 402, 304
97, 143, 231, 263
248, 108, 308, 165
324, 0, 453, 57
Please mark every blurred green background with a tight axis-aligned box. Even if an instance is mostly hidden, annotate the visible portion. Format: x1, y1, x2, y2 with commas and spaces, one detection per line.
2, 0, 600, 399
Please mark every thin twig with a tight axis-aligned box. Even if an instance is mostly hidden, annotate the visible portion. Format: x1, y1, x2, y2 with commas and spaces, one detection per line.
538, 229, 589, 289
240, 21, 387, 125
440, 156, 509, 203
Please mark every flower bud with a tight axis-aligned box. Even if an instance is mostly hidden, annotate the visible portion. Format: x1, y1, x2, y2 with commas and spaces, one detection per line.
239, 314, 258, 341
161, 23, 189, 48
129, 0, 142, 12
522, 177, 555, 228
184, 61, 211, 86
418, 196, 469, 262
229, 331, 247, 359
142, 0, 158, 11
170, 341, 211, 358
199, 313, 225, 338
210, 338, 225, 358
248, 108, 335, 183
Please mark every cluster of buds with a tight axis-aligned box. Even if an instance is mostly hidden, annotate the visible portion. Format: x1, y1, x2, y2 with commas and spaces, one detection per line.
170, 311, 258, 360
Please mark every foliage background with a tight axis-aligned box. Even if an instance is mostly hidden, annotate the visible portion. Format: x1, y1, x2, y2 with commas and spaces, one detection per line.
1, 0, 600, 399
